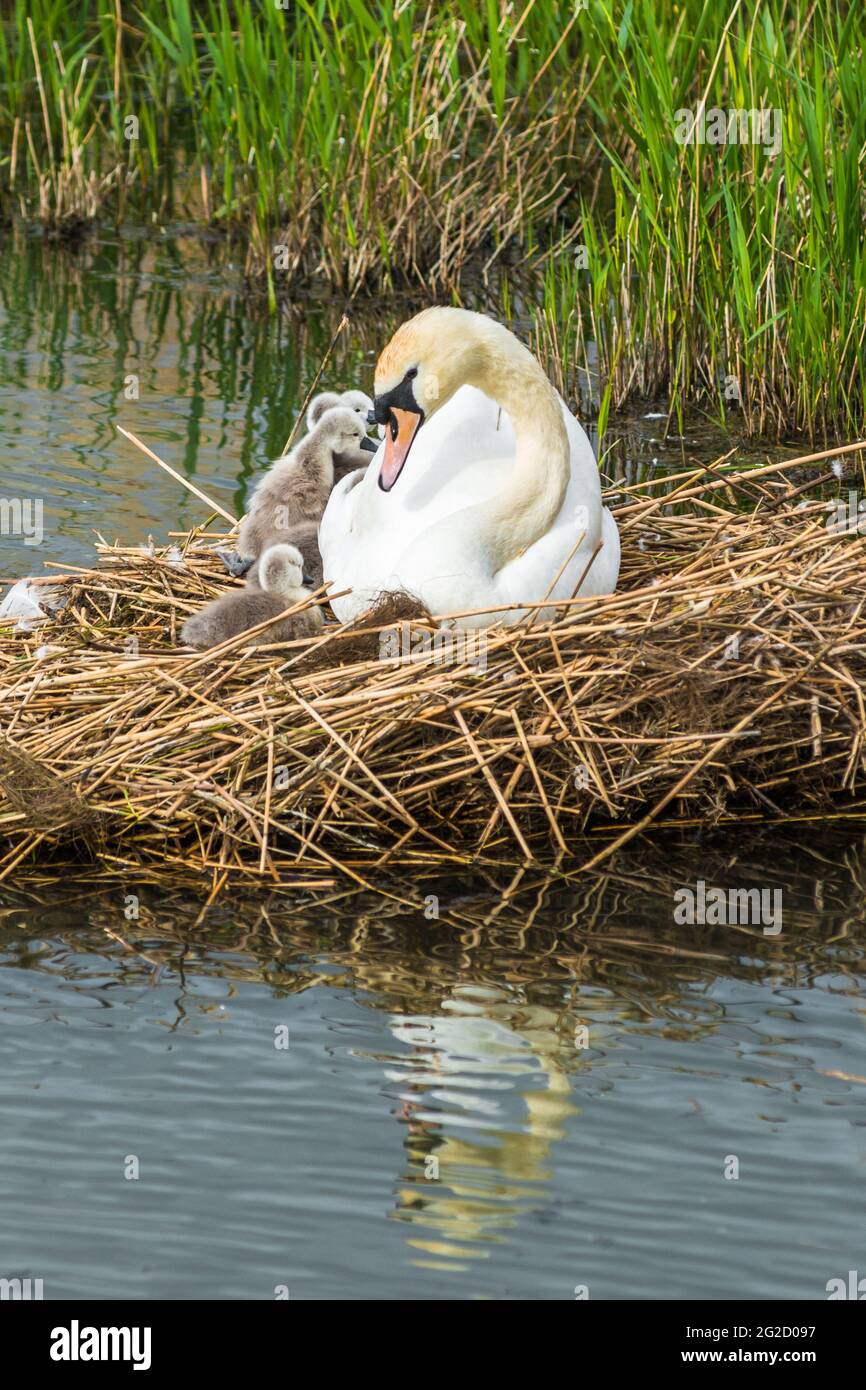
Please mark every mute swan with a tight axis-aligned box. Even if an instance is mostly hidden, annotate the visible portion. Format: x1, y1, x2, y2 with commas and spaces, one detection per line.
319, 307, 620, 627
181, 544, 322, 649
234, 407, 376, 587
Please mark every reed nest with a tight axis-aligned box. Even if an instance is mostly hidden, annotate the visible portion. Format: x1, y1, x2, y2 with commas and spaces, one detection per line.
2, 446, 866, 891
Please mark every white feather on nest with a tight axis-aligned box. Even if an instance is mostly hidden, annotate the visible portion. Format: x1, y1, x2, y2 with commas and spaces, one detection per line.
0, 579, 60, 629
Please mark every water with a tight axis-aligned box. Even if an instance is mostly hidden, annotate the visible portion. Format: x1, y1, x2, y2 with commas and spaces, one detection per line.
1, 834, 865, 1300
0, 228, 381, 573
0, 229, 863, 1300
0, 226, 765, 577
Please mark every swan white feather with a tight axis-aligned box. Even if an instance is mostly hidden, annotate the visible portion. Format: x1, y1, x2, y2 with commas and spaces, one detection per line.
0, 579, 53, 626
319, 309, 620, 628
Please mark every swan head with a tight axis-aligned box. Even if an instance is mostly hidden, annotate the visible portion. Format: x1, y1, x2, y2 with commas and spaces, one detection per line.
372, 307, 514, 491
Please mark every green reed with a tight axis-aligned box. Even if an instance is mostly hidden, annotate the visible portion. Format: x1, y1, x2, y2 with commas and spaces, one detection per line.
0, 1, 582, 297
1, 1, 864, 436
530, 0, 866, 438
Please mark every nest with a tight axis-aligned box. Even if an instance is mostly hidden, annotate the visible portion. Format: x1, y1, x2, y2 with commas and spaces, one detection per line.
1, 450, 865, 890
0, 739, 104, 839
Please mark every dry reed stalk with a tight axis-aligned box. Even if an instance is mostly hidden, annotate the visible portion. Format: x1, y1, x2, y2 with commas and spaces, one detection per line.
1, 448, 866, 888
116, 427, 237, 525
280, 313, 351, 457
7, 830, 863, 996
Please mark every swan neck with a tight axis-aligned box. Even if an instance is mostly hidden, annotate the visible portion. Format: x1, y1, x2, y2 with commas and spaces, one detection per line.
472, 346, 570, 566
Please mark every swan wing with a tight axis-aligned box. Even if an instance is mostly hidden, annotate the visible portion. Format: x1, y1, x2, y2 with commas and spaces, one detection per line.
319, 465, 365, 552
319, 381, 620, 624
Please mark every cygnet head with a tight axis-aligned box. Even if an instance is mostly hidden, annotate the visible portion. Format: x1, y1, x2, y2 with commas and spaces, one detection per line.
306, 392, 341, 431
312, 405, 378, 461
259, 543, 310, 595
307, 389, 373, 431
339, 389, 374, 419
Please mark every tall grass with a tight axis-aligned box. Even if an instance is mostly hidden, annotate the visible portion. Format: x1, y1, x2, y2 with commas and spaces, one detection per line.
1, 0, 587, 297
1, 1, 864, 436
530, 0, 866, 439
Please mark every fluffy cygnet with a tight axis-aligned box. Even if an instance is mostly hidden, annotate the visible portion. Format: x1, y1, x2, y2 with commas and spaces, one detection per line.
181, 544, 323, 650
237, 406, 376, 585
306, 389, 372, 431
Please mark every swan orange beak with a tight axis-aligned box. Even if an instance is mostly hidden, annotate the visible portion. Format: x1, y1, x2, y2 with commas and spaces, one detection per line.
379, 408, 422, 492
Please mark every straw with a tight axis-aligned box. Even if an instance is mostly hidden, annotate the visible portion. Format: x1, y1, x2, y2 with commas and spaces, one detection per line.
1, 446, 866, 888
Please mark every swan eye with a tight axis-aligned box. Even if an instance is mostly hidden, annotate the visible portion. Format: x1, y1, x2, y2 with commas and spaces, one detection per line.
406, 367, 418, 381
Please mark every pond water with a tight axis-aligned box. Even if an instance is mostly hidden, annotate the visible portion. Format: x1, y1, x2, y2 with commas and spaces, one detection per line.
0, 229, 863, 1301
0, 226, 760, 577
1, 835, 864, 1301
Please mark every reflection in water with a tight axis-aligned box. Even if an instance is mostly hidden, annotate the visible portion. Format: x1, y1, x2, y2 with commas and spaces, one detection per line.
0, 225, 775, 579
0, 227, 398, 572
1, 829, 864, 1297
386, 987, 574, 1267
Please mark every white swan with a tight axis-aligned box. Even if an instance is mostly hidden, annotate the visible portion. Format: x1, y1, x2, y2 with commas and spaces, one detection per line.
319, 307, 620, 628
